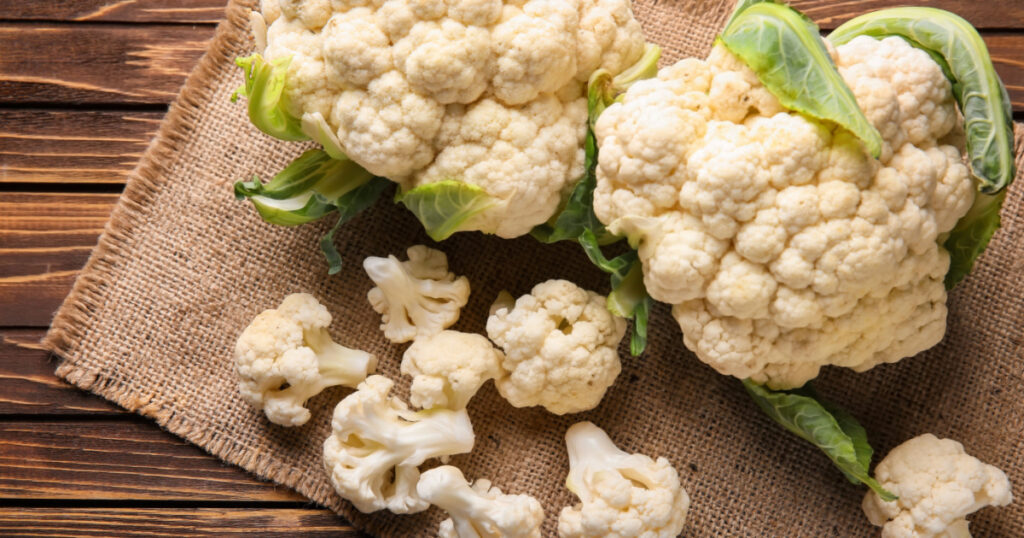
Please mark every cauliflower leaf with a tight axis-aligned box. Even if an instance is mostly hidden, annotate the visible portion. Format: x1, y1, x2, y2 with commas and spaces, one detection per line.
231, 54, 307, 142
721, 1, 883, 158
743, 380, 896, 502
396, 181, 497, 242
234, 149, 389, 274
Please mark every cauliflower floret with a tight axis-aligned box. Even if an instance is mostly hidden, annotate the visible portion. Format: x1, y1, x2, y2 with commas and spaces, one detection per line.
417, 465, 544, 538
234, 293, 376, 426
257, 0, 646, 237
593, 36, 974, 389
486, 279, 626, 415
364, 245, 470, 344
401, 330, 505, 410
323, 375, 475, 514
413, 94, 588, 237
863, 434, 1013, 537
558, 421, 689, 538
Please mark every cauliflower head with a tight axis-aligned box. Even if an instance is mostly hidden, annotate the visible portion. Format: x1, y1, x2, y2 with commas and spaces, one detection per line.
417, 465, 544, 538
323, 375, 475, 514
486, 279, 626, 414
401, 330, 505, 410
234, 293, 377, 426
558, 421, 689, 538
593, 36, 975, 389
863, 434, 1013, 537
254, 0, 645, 237
364, 245, 470, 344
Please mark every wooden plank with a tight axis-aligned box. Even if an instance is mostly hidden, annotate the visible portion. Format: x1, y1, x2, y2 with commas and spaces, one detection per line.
0, 508, 365, 537
0, 330, 124, 415
0, 110, 163, 184
0, 193, 116, 327
793, 0, 1024, 29
0, 420, 307, 502
0, 24, 214, 105
0, 1, 1018, 29
0, 0, 225, 24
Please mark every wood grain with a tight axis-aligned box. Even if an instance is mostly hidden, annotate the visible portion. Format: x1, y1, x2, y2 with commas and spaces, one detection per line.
0, 0, 225, 24
0, 193, 116, 327
0, 330, 123, 415
0, 110, 162, 184
0, 24, 214, 105
0, 508, 365, 537
0, 420, 307, 501
792, 0, 1024, 29
0, 0, 1018, 28
0, 508, 364, 537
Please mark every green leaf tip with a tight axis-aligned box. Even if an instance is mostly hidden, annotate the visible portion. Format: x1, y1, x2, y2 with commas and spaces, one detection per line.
580, 230, 651, 356
942, 191, 1005, 289
319, 176, 391, 274
742, 380, 897, 502
828, 7, 1016, 195
720, 1, 883, 158
232, 54, 308, 142
396, 180, 497, 242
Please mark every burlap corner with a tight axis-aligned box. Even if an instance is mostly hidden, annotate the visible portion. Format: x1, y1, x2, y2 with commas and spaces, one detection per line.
42, 0, 1024, 536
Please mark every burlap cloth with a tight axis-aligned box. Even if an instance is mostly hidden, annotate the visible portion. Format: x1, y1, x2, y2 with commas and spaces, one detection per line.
42, 0, 1023, 535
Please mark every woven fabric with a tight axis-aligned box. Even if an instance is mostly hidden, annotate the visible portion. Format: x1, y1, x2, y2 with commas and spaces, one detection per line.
43, 0, 1024, 536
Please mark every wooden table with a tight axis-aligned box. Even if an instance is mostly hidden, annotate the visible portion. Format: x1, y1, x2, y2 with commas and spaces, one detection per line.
1, 1, 1022, 535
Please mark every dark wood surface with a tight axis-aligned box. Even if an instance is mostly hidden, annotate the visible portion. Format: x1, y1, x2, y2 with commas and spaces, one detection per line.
1, 1, 1021, 536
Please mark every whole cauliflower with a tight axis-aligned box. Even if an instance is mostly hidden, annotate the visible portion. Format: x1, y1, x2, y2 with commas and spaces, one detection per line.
401, 330, 505, 410
234, 293, 376, 426
322, 375, 475, 514
364, 245, 470, 344
558, 421, 689, 537
863, 434, 1013, 537
253, 0, 645, 237
593, 36, 975, 389
417, 465, 545, 538
486, 280, 626, 415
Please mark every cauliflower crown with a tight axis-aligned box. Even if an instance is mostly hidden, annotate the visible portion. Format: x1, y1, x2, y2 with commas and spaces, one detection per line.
323, 375, 475, 514
234, 293, 376, 426
257, 0, 645, 237
486, 279, 626, 415
364, 245, 470, 344
401, 330, 505, 410
593, 36, 975, 389
558, 421, 689, 538
863, 434, 1013, 538
417, 465, 544, 538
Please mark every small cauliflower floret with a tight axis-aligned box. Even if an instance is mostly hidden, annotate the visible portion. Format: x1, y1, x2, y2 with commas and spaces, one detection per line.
400, 330, 505, 410
558, 422, 689, 538
234, 293, 376, 426
863, 434, 1013, 538
486, 280, 626, 415
417, 465, 544, 538
256, 0, 647, 237
323, 375, 475, 514
364, 245, 470, 344
593, 36, 975, 389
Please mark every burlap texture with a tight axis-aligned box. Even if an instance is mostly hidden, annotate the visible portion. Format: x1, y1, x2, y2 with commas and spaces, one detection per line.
42, 0, 1023, 536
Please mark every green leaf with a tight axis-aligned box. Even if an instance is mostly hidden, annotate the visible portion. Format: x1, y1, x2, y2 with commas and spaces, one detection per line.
828, 7, 1016, 194
396, 180, 497, 241
580, 230, 651, 356
942, 191, 1006, 289
232, 54, 308, 142
319, 177, 391, 274
234, 149, 376, 227
743, 380, 897, 502
720, 2, 883, 158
